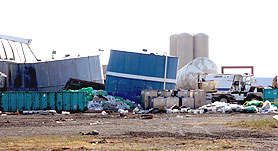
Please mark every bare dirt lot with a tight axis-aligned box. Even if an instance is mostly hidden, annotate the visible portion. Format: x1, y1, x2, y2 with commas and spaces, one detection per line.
0, 113, 277, 151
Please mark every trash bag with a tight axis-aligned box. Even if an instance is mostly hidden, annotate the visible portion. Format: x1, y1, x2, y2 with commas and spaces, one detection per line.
81, 87, 94, 94
87, 95, 94, 101
243, 106, 258, 113
245, 100, 263, 107
272, 103, 278, 108
114, 96, 124, 102
95, 90, 108, 96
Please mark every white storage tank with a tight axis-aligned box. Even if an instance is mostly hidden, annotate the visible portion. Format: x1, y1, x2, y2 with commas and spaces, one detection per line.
170, 34, 178, 57
177, 33, 194, 70
176, 57, 219, 90
193, 33, 209, 58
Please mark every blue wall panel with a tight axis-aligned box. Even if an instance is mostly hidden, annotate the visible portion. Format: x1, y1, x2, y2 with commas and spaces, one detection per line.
106, 50, 178, 104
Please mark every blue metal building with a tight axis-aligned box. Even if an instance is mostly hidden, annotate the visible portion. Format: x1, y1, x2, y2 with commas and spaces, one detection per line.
105, 50, 178, 104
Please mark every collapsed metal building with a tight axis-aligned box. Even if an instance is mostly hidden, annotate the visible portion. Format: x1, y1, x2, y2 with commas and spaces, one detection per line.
0, 34, 104, 91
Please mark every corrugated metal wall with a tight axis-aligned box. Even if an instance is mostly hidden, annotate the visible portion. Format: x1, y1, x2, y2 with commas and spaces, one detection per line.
0, 56, 104, 91
0, 91, 87, 112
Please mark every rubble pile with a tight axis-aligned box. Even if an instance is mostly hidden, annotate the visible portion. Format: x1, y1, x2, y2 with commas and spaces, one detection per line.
165, 100, 278, 114
65, 87, 141, 113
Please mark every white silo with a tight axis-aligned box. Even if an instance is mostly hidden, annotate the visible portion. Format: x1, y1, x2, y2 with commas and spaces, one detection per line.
177, 33, 194, 70
170, 34, 178, 56
193, 33, 209, 58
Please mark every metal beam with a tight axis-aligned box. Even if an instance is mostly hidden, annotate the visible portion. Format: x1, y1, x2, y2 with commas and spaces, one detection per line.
20, 43, 26, 62
7, 40, 15, 60
1, 40, 7, 59
221, 66, 254, 75
26, 44, 39, 61
13, 42, 22, 62
0, 34, 32, 44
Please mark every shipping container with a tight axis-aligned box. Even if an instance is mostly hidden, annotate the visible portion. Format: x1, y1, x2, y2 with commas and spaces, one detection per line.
0, 91, 87, 112
105, 50, 178, 104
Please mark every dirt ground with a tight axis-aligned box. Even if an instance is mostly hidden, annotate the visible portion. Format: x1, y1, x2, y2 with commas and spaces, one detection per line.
0, 112, 277, 151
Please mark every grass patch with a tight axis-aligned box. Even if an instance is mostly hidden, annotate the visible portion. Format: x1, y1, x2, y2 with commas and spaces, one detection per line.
0, 136, 253, 151
184, 121, 232, 125
230, 119, 278, 130
0, 136, 95, 150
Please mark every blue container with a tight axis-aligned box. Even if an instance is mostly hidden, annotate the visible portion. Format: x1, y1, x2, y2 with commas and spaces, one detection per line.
263, 89, 278, 106
105, 50, 178, 104
0, 91, 87, 112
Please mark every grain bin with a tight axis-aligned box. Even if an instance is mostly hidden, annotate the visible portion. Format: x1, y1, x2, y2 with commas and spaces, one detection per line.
170, 34, 178, 56
177, 33, 194, 70
105, 50, 178, 104
176, 57, 219, 90
193, 33, 209, 58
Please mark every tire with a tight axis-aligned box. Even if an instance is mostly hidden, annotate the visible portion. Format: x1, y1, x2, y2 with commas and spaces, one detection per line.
245, 94, 263, 101
214, 95, 230, 103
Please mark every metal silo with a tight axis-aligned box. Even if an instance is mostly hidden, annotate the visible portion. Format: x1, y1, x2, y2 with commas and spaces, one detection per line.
177, 33, 194, 70
170, 34, 178, 56
193, 33, 209, 58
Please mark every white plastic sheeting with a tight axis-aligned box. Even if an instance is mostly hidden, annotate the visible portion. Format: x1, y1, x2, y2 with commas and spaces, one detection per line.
176, 57, 219, 90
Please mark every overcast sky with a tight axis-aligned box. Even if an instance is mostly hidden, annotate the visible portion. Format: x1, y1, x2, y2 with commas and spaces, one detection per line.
0, 0, 277, 77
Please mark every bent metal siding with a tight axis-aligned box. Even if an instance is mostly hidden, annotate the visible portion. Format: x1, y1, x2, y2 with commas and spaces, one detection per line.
0, 56, 104, 91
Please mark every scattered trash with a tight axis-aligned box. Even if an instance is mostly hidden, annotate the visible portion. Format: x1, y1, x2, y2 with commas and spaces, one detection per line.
273, 115, 278, 121
101, 111, 107, 116
61, 111, 70, 115
56, 121, 63, 124
90, 121, 103, 125
243, 106, 258, 113
90, 139, 107, 145
180, 108, 187, 113
193, 110, 199, 114
118, 109, 128, 114
259, 101, 278, 114
22, 110, 57, 115
176, 115, 184, 118
245, 100, 263, 107
15, 111, 20, 115
81, 130, 99, 135
166, 109, 180, 114
137, 110, 150, 114
141, 114, 154, 119
88, 101, 103, 111
133, 107, 140, 114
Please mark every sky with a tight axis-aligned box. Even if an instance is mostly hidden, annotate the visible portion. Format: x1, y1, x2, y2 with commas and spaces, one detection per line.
0, 0, 277, 77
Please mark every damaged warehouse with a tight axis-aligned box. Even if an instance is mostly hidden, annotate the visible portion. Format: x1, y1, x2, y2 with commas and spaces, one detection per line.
0, 30, 277, 150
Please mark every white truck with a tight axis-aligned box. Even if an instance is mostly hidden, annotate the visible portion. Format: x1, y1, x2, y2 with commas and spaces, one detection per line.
198, 73, 263, 104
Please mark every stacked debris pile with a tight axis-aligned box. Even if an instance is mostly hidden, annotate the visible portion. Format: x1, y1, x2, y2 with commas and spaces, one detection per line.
167, 100, 278, 114
141, 89, 207, 110
64, 87, 141, 113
